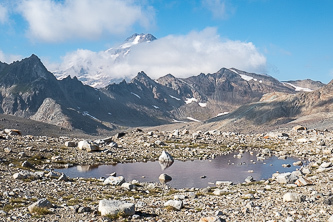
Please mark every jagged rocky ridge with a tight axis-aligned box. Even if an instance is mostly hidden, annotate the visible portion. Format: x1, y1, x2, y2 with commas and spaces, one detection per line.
0, 54, 327, 133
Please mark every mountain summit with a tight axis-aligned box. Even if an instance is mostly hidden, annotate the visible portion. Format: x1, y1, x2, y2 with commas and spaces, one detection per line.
54, 33, 157, 88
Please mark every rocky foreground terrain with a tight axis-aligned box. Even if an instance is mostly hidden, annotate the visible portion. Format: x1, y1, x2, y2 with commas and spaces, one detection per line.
2, 126, 333, 221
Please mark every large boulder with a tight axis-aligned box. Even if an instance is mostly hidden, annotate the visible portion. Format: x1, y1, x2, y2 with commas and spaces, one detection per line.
98, 199, 135, 216
78, 140, 99, 152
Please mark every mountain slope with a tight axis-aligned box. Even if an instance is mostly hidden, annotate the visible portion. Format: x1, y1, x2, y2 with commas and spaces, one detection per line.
156, 68, 296, 121
207, 79, 333, 128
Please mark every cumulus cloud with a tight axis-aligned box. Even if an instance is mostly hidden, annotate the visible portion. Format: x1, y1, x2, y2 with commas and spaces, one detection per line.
202, 0, 234, 19
17, 0, 155, 42
0, 4, 9, 24
54, 28, 267, 87
0, 50, 22, 63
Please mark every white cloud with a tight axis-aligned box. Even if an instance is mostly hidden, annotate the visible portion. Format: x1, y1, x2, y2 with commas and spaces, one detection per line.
0, 4, 9, 24
0, 50, 22, 63
17, 0, 155, 42
53, 28, 267, 87
202, 0, 234, 19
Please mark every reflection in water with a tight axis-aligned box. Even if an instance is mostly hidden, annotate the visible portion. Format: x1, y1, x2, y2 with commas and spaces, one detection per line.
159, 161, 174, 171
56, 151, 303, 189
77, 165, 99, 172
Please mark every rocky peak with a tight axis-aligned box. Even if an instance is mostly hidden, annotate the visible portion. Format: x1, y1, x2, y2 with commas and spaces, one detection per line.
131, 71, 157, 89
0, 54, 56, 86
125, 33, 157, 44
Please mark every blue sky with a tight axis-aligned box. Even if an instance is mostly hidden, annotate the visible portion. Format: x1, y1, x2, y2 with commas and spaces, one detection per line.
0, 0, 333, 83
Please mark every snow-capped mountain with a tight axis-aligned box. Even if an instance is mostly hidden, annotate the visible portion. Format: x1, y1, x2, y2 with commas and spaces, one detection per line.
54, 33, 157, 88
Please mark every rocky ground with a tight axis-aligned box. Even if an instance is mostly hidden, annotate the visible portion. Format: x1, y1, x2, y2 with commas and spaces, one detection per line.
1, 126, 333, 221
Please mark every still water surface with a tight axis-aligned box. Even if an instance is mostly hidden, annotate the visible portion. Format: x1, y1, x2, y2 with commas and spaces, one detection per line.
56, 151, 303, 188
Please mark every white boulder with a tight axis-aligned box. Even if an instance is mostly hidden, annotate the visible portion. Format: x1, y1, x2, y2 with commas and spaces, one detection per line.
98, 199, 135, 216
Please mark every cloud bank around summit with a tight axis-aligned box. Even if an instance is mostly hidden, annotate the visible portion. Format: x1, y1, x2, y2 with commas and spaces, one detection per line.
55, 28, 267, 83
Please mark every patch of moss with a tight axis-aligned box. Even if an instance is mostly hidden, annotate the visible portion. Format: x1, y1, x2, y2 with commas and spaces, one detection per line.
31, 207, 51, 216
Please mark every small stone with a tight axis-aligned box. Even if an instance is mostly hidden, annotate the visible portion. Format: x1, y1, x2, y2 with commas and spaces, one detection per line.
293, 161, 303, 166
320, 162, 332, 168
245, 176, 255, 183
295, 176, 312, 187
13, 172, 27, 179
216, 181, 233, 186
4, 147, 11, 153
283, 193, 306, 202
323, 196, 333, 205
21, 161, 34, 169
121, 183, 135, 190
78, 206, 91, 213
58, 173, 69, 181
328, 215, 333, 222
103, 176, 125, 186
199, 216, 222, 222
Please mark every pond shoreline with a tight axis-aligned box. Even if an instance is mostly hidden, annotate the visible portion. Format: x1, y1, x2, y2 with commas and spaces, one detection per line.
1, 127, 333, 221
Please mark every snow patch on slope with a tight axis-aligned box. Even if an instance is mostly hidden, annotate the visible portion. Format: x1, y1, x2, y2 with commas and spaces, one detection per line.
185, 98, 198, 104
169, 95, 181, 101
187, 117, 201, 122
217, 112, 229, 117
284, 83, 313, 92
131, 92, 141, 99
199, 103, 207, 107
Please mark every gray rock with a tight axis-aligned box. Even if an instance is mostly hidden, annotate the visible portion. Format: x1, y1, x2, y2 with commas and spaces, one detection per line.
22, 161, 34, 169
216, 181, 233, 186
245, 176, 255, 183
159, 151, 174, 163
58, 173, 69, 181
98, 199, 135, 216
65, 141, 77, 147
328, 215, 333, 222
4, 147, 11, 153
28, 198, 52, 213
121, 183, 135, 190
109, 142, 118, 148
323, 196, 333, 205
276, 173, 293, 184
159, 173, 172, 184
295, 176, 312, 187
293, 161, 303, 166
78, 140, 99, 152
320, 162, 332, 168
13, 172, 27, 179
199, 217, 222, 222
78, 206, 91, 213
301, 167, 312, 175
164, 200, 183, 210
103, 176, 125, 186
